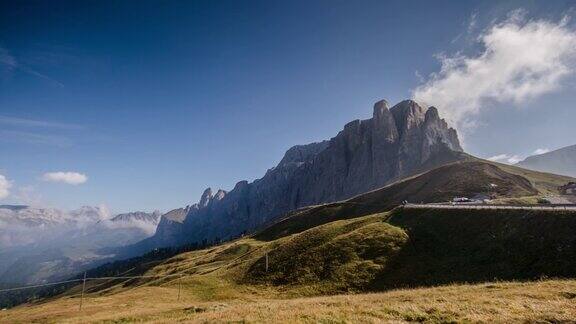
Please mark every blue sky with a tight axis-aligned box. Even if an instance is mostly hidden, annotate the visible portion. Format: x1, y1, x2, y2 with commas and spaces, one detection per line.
0, 0, 574, 213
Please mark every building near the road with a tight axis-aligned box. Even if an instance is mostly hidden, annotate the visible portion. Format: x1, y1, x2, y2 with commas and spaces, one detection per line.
452, 194, 492, 204
559, 182, 576, 195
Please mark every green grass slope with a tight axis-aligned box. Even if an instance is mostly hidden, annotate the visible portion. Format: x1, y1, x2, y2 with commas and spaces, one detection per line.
379, 207, 576, 287
8, 205, 574, 323
4, 205, 576, 322
5, 160, 576, 316
246, 214, 408, 294
59, 206, 576, 300
243, 207, 576, 294
257, 160, 573, 241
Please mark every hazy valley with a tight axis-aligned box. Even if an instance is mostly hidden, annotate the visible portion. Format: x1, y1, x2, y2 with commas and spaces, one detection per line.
0, 206, 160, 285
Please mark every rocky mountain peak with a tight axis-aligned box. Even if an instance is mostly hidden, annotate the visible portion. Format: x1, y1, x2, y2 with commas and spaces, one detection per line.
199, 188, 213, 208
140, 99, 465, 252
390, 100, 427, 136
420, 106, 462, 161
161, 207, 189, 223
278, 141, 329, 167
373, 99, 389, 115
214, 189, 227, 201
372, 99, 399, 144
110, 211, 161, 223
233, 180, 249, 191
424, 106, 440, 121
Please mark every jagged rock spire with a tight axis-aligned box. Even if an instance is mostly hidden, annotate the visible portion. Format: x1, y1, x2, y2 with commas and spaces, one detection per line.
214, 189, 226, 201
372, 99, 399, 143
199, 188, 213, 208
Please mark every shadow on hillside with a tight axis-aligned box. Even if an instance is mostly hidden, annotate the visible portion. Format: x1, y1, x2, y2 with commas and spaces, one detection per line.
373, 208, 576, 290
247, 207, 576, 294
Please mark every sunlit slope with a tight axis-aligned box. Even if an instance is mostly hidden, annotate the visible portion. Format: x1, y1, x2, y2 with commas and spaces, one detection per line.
13, 161, 576, 296
3, 206, 576, 323
2, 280, 576, 323
3, 160, 576, 322
18, 206, 576, 300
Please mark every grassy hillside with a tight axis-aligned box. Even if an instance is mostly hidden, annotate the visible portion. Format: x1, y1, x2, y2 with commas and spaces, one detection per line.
3, 160, 575, 322
4, 205, 576, 323
247, 207, 576, 293
382, 207, 576, 287
2, 279, 576, 323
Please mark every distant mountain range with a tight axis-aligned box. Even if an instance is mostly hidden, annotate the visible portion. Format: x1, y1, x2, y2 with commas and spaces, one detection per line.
517, 144, 576, 177
123, 99, 465, 256
0, 205, 160, 285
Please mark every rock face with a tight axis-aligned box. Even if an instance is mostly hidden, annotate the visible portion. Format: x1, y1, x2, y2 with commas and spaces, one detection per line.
517, 144, 576, 177
134, 99, 463, 251
110, 211, 161, 223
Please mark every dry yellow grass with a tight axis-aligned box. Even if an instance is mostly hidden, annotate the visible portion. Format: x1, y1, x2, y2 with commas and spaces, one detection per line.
2, 279, 575, 323
4, 207, 576, 323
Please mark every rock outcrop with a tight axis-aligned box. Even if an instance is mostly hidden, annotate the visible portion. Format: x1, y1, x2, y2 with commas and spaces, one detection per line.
110, 211, 161, 223
132, 99, 463, 251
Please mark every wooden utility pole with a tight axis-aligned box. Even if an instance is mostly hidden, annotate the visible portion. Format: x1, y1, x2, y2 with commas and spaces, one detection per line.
79, 272, 87, 311
177, 277, 182, 301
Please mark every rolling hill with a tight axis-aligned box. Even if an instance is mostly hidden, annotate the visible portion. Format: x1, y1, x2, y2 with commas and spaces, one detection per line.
2, 160, 575, 322
3, 205, 576, 323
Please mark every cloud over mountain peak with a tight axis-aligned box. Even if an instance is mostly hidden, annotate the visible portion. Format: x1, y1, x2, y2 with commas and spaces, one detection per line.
414, 13, 576, 131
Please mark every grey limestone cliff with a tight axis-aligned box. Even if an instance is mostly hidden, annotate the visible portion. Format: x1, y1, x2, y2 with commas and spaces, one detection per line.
131, 99, 463, 252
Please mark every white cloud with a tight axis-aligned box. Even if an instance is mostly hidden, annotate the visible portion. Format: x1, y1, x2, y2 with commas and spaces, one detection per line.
533, 148, 550, 155
0, 174, 12, 199
414, 14, 576, 130
487, 154, 522, 164
42, 171, 87, 185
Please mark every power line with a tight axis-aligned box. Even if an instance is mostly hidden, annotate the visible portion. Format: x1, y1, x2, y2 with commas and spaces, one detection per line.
0, 273, 184, 293
0, 279, 83, 293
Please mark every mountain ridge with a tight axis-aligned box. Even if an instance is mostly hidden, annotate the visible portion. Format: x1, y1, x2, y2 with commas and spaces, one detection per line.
122, 99, 464, 256
517, 144, 576, 177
